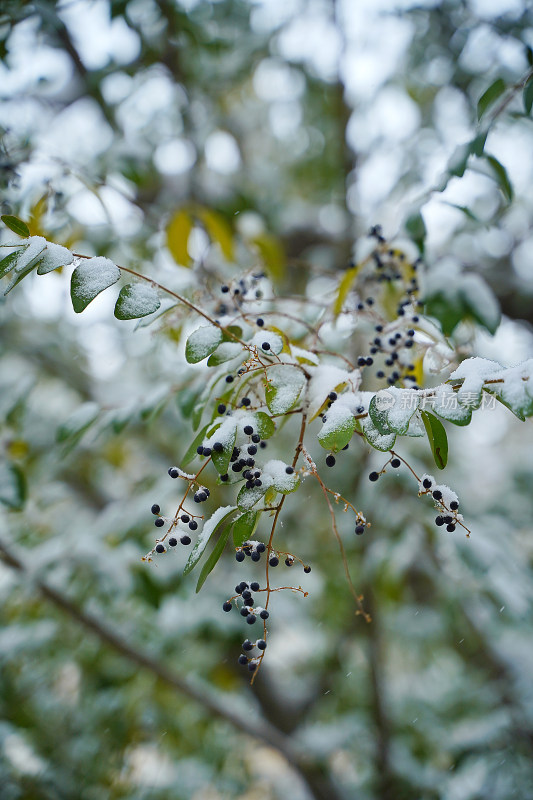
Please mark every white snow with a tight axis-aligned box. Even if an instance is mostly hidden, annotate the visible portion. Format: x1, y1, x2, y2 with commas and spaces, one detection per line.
262, 459, 299, 492
71, 256, 120, 301
305, 364, 353, 420
116, 282, 160, 318
14, 236, 47, 273
36, 242, 74, 274
186, 324, 223, 361
250, 330, 284, 355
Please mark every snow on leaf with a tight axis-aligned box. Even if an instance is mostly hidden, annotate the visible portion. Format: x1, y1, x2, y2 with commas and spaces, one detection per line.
207, 417, 237, 474
183, 505, 237, 576
264, 364, 305, 415
449, 357, 501, 408
114, 283, 161, 320
36, 242, 74, 275
305, 365, 356, 421
206, 341, 243, 366
318, 400, 356, 451
185, 325, 223, 364
262, 459, 300, 493
369, 388, 419, 435
237, 477, 273, 510
359, 414, 396, 451
431, 383, 472, 426
484, 359, 533, 420
14, 236, 47, 273
71, 257, 121, 313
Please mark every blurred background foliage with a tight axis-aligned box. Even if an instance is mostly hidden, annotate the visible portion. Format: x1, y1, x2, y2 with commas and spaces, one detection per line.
1, 1, 533, 799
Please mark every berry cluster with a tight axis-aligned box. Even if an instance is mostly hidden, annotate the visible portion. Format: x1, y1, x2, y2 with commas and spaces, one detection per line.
418, 474, 467, 535
216, 272, 266, 317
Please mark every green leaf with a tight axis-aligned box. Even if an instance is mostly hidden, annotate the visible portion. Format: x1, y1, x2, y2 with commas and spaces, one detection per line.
264, 365, 305, 415
421, 410, 448, 470
485, 154, 513, 202
524, 76, 533, 115
71, 257, 121, 313
182, 424, 210, 466
185, 325, 223, 364
183, 505, 237, 576
317, 406, 356, 452
0, 249, 22, 279
209, 422, 237, 475
477, 78, 506, 120
1, 215, 30, 238
469, 131, 488, 158
166, 209, 193, 266
195, 525, 233, 593
253, 411, 275, 439
405, 211, 426, 252
0, 463, 26, 510
114, 283, 161, 320
232, 511, 259, 548
359, 415, 397, 451
368, 395, 394, 436
237, 481, 269, 511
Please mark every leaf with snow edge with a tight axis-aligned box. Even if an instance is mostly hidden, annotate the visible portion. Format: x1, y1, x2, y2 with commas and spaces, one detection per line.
404, 413, 425, 438
232, 511, 259, 548
0, 250, 22, 279
237, 477, 272, 511
253, 411, 275, 440
306, 365, 353, 421
477, 78, 506, 120
421, 411, 448, 470
36, 242, 74, 274
183, 505, 237, 576
369, 388, 419, 435
14, 237, 47, 273
292, 346, 320, 366
483, 360, 533, 421
250, 330, 283, 356
431, 384, 472, 426
0, 463, 26, 510
195, 524, 233, 593
70, 257, 120, 313
114, 283, 160, 320
182, 424, 210, 466
359, 414, 396, 451
57, 402, 100, 451
185, 325, 223, 364
485, 154, 513, 202
262, 460, 300, 494
207, 341, 243, 366
1, 215, 29, 238
318, 403, 357, 452
264, 364, 305, 415
207, 418, 237, 475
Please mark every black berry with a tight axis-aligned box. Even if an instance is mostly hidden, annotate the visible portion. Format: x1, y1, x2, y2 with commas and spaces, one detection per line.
261, 342, 270, 350
256, 543, 266, 553
251, 551, 261, 562
303, 565, 311, 574
155, 544, 165, 554
236, 550, 245, 562
450, 500, 459, 510
241, 397, 251, 407
285, 466, 294, 474
423, 478, 432, 489
246, 614, 257, 625
189, 520, 198, 531
446, 524, 456, 532
257, 639, 267, 650
435, 516, 444, 526
168, 537, 178, 547
180, 535, 191, 545
244, 425, 254, 435
326, 455, 336, 467
223, 601, 232, 612
432, 490, 443, 500
168, 467, 179, 479
251, 434, 260, 443
238, 654, 248, 665
257, 318, 264, 326
259, 609, 269, 619
391, 458, 401, 468
181, 514, 190, 523
217, 404, 226, 414
269, 556, 279, 567
369, 471, 379, 482
355, 525, 365, 535
155, 518, 165, 528
221, 285, 229, 293
151, 504, 160, 515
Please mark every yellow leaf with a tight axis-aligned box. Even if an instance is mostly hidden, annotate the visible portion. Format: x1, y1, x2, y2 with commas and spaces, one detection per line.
166, 209, 193, 266
196, 207, 234, 260
413, 355, 424, 387
28, 195, 48, 237
252, 233, 285, 283
333, 266, 359, 317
